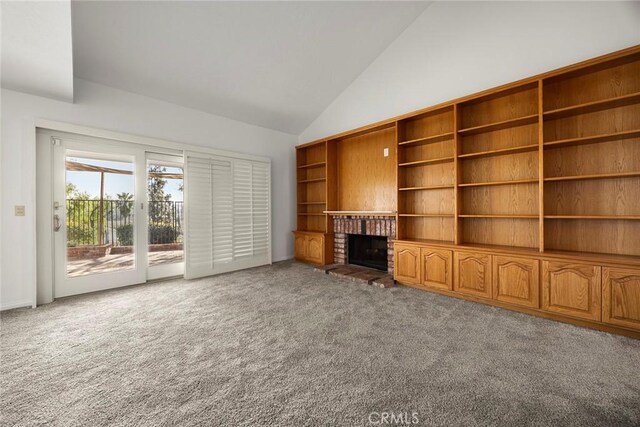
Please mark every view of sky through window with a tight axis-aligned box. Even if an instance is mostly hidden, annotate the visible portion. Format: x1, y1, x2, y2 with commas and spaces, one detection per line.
66, 157, 183, 201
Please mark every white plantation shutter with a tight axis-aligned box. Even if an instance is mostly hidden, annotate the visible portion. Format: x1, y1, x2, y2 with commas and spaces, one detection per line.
211, 159, 233, 264
233, 160, 253, 260
185, 158, 214, 276
252, 162, 270, 257
185, 152, 271, 279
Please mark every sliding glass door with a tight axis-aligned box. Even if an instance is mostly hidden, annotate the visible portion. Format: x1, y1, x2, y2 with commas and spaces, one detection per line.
48, 134, 270, 298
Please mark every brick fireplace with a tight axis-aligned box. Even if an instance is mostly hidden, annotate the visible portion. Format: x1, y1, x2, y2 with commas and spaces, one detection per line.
331, 215, 396, 275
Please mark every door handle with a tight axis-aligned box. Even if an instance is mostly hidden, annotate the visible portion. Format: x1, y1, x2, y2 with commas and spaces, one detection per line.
53, 214, 61, 232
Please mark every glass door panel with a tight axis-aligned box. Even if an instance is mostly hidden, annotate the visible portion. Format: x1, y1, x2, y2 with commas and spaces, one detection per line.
65, 156, 136, 277
147, 155, 185, 280
53, 138, 146, 297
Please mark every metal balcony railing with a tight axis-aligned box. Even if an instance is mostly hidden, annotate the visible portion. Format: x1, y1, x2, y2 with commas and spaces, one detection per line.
66, 199, 183, 247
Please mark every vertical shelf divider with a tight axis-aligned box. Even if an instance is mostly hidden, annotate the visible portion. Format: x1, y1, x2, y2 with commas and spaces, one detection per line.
454, 103, 462, 245
394, 121, 401, 240
538, 80, 545, 252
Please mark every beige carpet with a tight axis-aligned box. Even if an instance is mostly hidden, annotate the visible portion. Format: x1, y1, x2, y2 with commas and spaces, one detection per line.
1, 260, 639, 426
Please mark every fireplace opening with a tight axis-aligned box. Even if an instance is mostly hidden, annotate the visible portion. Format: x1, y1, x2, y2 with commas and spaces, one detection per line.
348, 234, 388, 272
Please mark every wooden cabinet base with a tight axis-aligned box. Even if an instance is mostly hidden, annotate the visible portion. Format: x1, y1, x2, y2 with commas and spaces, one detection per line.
493, 256, 539, 308
397, 279, 640, 339
603, 267, 640, 331
393, 240, 640, 338
293, 231, 333, 265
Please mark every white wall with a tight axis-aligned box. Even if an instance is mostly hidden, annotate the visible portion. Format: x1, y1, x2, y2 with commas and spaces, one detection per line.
1, 1, 74, 102
1, 78, 297, 310
300, 1, 640, 142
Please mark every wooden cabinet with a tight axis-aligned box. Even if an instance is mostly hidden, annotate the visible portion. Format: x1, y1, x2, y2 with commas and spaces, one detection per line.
542, 261, 601, 321
492, 256, 539, 308
420, 247, 453, 291
454, 251, 492, 298
394, 244, 420, 285
294, 233, 307, 259
602, 267, 640, 331
390, 239, 640, 336
293, 231, 332, 265
306, 234, 324, 264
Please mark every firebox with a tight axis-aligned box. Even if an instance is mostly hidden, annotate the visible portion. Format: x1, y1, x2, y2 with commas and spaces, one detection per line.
348, 234, 388, 272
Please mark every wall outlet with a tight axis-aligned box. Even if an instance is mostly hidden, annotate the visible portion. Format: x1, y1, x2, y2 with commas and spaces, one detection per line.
383, 147, 389, 157
15, 205, 25, 216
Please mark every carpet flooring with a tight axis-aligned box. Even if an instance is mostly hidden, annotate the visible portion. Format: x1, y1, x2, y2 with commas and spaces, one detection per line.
1, 261, 639, 426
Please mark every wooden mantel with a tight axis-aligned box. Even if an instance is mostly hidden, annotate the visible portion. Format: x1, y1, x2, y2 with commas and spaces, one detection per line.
324, 211, 396, 216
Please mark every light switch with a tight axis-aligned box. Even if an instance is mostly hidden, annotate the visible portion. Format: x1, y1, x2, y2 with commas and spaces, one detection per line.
383, 147, 389, 157
15, 205, 25, 216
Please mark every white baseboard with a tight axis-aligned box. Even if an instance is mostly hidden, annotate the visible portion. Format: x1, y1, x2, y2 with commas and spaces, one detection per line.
1, 299, 33, 311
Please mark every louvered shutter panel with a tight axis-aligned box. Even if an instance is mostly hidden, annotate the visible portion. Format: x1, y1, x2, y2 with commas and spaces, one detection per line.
185, 152, 271, 279
211, 159, 233, 265
252, 162, 270, 257
185, 157, 213, 278
233, 160, 253, 260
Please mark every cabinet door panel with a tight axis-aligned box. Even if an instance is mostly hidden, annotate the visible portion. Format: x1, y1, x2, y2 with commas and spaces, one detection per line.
454, 251, 492, 298
306, 235, 324, 264
395, 244, 420, 284
603, 267, 640, 331
421, 248, 453, 290
294, 233, 307, 261
493, 256, 539, 308
542, 261, 601, 321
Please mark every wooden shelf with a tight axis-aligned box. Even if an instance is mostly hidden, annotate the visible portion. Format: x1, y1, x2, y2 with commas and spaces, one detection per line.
544, 172, 640, 182
297, 228, 325, 233
458, 179, 539, 188
545, 215, 640, 220
398, 156, 454, 168
459, 214, 538, 219
297, 161, 326, 169
458, 115, 538, 136
543, 129, 640, 148
398, 132, 454, 147
399, 213, 455, 217
297, 178, 326, 183
324, 210, 396, 216
297, 202, 326, 205
458, 144, 539, 160
543, 92, 640, 120
297, 213, 325, 217
398, 185, 455, 191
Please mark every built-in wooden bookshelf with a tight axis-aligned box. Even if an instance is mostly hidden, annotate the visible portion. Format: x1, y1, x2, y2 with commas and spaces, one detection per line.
296, 141, 328, 233
455, 82, 540, 249
396, 106, 456, 243
294, 140, 337, 264
296, 45, 640, 338
391, 49, 640, 258
542, 50, 640, 257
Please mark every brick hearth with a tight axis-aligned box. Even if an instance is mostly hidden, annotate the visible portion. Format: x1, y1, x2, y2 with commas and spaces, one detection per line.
330, 215, 396, 275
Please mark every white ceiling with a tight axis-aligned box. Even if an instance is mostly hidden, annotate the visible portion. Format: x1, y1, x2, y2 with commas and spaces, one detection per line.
1, 1, 74, 102
71, 1, 429, 134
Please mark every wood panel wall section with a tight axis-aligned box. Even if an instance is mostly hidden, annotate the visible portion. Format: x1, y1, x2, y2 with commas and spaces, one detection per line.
337, 124, 396, 212
296, 45, 640, 338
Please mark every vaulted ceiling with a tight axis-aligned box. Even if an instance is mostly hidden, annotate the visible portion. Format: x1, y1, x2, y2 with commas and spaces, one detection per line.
70, 1, 430, 134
